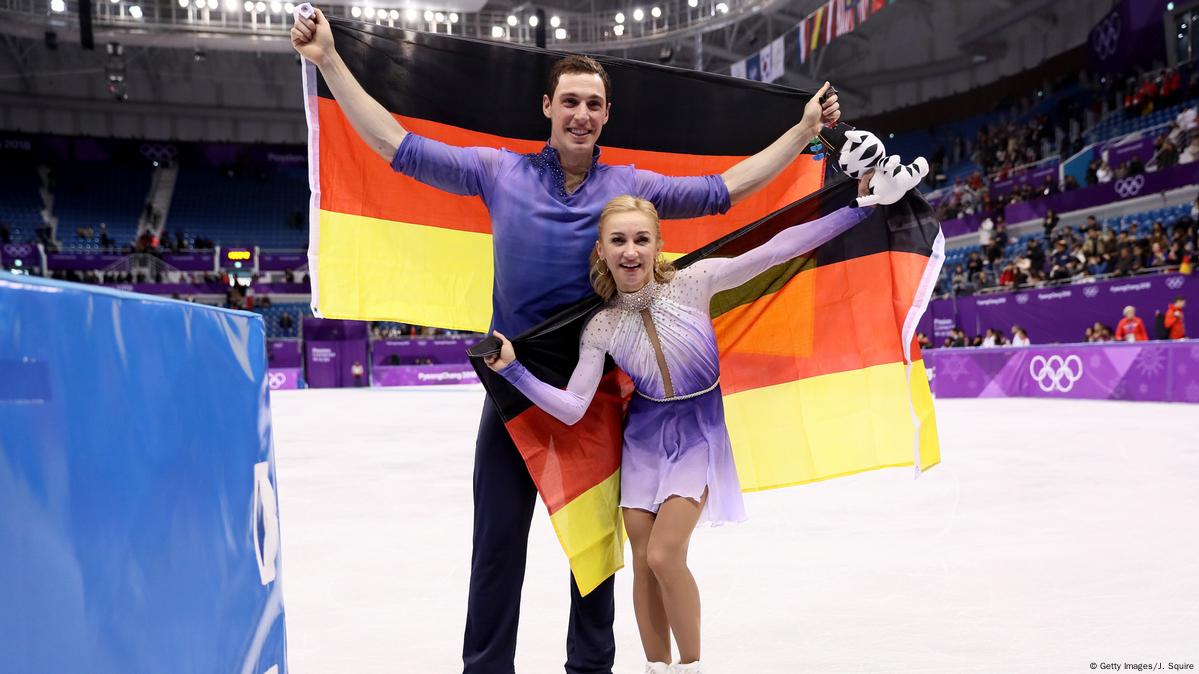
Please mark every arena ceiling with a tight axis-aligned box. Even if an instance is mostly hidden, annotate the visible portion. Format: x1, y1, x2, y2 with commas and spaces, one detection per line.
0, 0, 1114, 141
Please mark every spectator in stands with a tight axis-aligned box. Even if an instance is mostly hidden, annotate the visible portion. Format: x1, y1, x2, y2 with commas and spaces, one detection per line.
1180, 133, 1199, 164
1086, 254, 1110, 276
278, 312, 294, 333
980, 328, 999, 348
997, 262, 1015, 287
966, 251, 984, 276
977, 216, 993, 248
1096, 159, 1114, 183
1127, 155, 1145, 176
969, 334, 984, 348
951, 265, 968, 293
1042, 209, 1060, 242
351, 360, 365, 387
1112, 246, 1138, 276
1062, 175, 1080, 191
1163, 296, 1187, 340
949, 328, 967, 348
916, 332, 931, 350
1115, 305, 1148, 342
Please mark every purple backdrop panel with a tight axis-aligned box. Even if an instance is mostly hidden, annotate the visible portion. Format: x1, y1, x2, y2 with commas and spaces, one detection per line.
267, 368, 302, 391
928, 273, 1195, 345
926, 342, 1199, 402
267, 340, 301, 368
161, 252, 217, 271
2, 243, 39, 266
302, 317, 369, 341
305, 338, 369, 388
46, 252, 125, 270
372, 338, 474, 365
1089, 0, 1169, 74
259, 253, 308, 272
101, 281, 309, 295
1104, 137, 1156, 169
372, 364, 481, 387
1004, 163, 1199, 224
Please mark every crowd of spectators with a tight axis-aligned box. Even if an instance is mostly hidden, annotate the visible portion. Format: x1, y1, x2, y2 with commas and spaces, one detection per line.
923, 325, 1032, 349
370, 322, 476, 339
929, 63, 1199, 222
942, 201, 1198, 296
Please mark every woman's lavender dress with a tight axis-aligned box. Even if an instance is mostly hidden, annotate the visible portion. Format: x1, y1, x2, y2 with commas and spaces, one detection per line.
500, 205, 870, 526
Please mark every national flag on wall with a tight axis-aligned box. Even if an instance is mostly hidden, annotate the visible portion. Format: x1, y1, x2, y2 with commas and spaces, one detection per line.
730, 59, 747, 79
759, 36, 786, 83
301, 18, 942, 595
745, 52, 762, 81
809, 5, 827, 51
796, 18, 809, 63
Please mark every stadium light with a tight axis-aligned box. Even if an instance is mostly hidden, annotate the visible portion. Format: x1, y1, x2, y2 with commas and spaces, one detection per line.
688, 0, 697, 7
423, 9, 433, 21
491, 25, 504, 37
388, 9, 398, 19
284, 2, 295, 14
350, 5, 360, 16
194, 0, 205, 9
208, 0, 219, 10
255, 2, 265, 12
404, 8, 416, 20
528, 14, 538, 26
632, 7, 643, 21
555, 27, 566, 39
270, 1, 282, 13
651, 6, 661, 18
110, 0, 119, 4
50, 0, 66, 11
434, 11, 444, 22
613, 23, 624, 35
506, 14, 517, 26
128, 4, 142, 17
614, 11, 624, 23
178, 0, 189, 7
715, 2, 727, 13
550, 15, 560, 27
449, 12, 457, 22
376, 8, 386, 19
224, 0, 238, 10
244, 1, 253, 11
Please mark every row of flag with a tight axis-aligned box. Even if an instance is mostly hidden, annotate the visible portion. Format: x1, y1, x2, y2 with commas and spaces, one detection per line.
730, 0, 899, 82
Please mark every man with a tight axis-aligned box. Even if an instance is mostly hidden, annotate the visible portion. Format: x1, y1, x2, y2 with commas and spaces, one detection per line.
1164, 296, 1187, 340
291, 9, 841, 673
1115, 306, 1148, 342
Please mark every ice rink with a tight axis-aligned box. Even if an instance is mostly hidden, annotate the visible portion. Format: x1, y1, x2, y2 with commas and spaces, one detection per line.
270, 386, 1199, 673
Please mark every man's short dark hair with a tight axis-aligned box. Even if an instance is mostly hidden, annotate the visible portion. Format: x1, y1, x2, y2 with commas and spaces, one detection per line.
546, 55, 612, 105
1175, 295, 1186, 303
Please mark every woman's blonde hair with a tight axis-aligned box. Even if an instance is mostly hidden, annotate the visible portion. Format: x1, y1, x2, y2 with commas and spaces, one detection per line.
589, 195, 676, 300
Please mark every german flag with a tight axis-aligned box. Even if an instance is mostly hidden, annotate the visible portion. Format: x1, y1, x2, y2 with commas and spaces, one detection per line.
301, 20, 943, 595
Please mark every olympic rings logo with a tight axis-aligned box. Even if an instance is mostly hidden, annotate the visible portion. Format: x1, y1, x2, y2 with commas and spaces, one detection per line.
1029, 354, 1084, 393
267, 372, 288, 389
1166, 276, 1185, 290
1016, 294, 1030, 304
1114, 175, 1145, 199
139, 143, 178, 163
1091, 12, 1121, 61
1083, 285, 1100, 298
4, 244, 33, 257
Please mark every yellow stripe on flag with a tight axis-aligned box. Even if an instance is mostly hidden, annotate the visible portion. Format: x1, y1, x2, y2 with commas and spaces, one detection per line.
315, 209, 495, 331
725, 359, 940, 492
547, 470, 626, 596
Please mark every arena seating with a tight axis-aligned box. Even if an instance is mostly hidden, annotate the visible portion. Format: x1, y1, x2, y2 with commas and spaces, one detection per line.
170, 165, 309, 250
0, 163, 45, 244
51, 163, 149, 249
253, 301, 312, 338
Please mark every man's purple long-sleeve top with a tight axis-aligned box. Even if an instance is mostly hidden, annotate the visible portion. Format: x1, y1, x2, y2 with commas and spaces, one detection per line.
391, 133, 732, 335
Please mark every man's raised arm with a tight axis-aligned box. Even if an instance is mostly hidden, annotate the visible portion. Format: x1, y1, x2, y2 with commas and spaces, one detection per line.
292, 6, 407, 162
720, 81, 840, 206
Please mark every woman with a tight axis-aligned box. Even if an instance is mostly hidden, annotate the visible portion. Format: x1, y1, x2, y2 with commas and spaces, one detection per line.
484, 156, 923, 673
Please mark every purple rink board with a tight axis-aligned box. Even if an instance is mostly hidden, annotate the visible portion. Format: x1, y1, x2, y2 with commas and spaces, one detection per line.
919, 273, 1196, 345
940, 162, 1199, 238
372, 364, 481, 387
305, 339, 369, 388
371, 338, 475, 365
104, 281, 310, 295
924, 341, 1199, 403
267, 339, 301, 368
267, 367, 302, 390
260, 252, 307, 271
989, 162, 1059, 199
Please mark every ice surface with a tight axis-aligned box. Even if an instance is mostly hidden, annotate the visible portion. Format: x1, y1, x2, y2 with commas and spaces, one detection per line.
270, 387, 1199, 673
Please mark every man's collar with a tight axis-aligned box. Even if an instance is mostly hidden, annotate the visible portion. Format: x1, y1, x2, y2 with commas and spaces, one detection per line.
526, 142, 602, 197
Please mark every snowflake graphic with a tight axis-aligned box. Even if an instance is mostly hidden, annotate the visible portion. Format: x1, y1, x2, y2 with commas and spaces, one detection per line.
1133, 348, 1167, 377
1139, 383, 1149, 394
941, 357, 970, 382
1186, 382, 1199, 402
1089, 354, 1105, 369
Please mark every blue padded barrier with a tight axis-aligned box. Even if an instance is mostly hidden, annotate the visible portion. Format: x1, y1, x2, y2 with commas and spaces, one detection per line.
0, 272, 287, 674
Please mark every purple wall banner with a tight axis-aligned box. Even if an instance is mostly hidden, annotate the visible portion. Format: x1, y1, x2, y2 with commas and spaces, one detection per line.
922, 272, 1195, 345
161, 252, 217, 271
1089, 0, 1169, 75
259, 252, 308, 271
925, 341, 1199, 402
2, 243, 39, 267
103, 280, 309, 295
371, 338, 475, 365
305, 338, 369, 388
372, 364, 482, 387
989, 162, 1060, 199
46, 252, 125, 270
267, 339, 302, 368
267, 367, 302, 390
940, 163, 1199, 239
1104, 136, 1156, 169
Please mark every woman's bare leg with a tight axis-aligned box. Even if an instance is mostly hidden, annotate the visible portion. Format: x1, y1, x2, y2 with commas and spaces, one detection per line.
623, 507, 672, 664
646, 491, 706, 664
